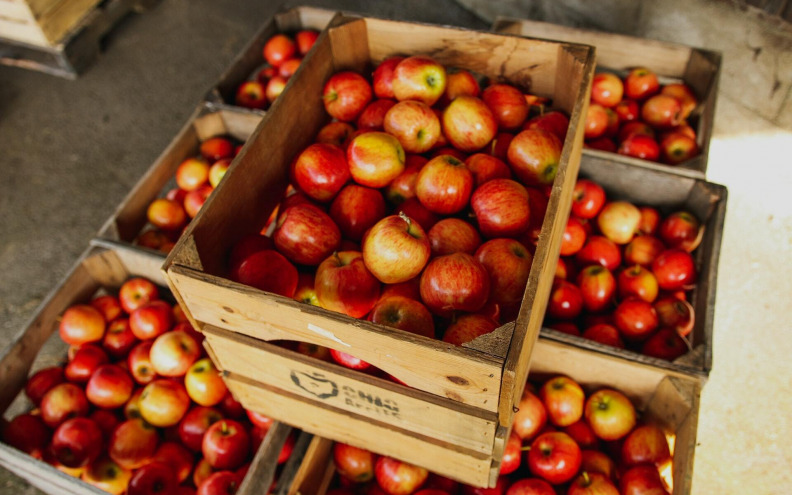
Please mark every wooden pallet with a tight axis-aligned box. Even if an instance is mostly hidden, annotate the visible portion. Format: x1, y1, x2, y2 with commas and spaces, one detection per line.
0, 0, 158, 78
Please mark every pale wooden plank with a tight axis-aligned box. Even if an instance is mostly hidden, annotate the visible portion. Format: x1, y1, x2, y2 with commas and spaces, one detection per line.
37, 0, 102, 45
237, 422, 292, 495
285, 435, 335, 495
0, 15, 48, 45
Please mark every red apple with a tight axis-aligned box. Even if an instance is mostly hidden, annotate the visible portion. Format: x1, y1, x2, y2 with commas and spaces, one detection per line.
614, 298, 659, 341
185, 358, 228, 407
363, 213, 431, 284
263, 34, 295, 67
639, 206, 661, 235
90, 294, 121, 322
577, 265, 616, 312
101, 318, 138, 359
183, 184, 212, 219
279, 57, 302, 79
580, 450, 616, 479
51, 417, 102, 468
179, 406, 223, 452
127, 461, 177, 495
415, 154, 473, 215
65, 344, 109, 383
130, 300, 173, 341
475, 238, 533, 306
274, 204, 341, 266
618, 135, 660, 161
232, 249, 299, 298
619, 121, 656, 142
128, 341, 156, 385
561, 217, 588, 256
489, 132, 514, 161
40, 382, 89, 428
641, 95, 682, 129
357, 99, 396, 130
658, 211, 702, 252
380, 277, 421, 301
620, 465, 669, 495
444, 69, 480, 101
139, 379, 191, 427
507, 129, 562, 186
546, 280, 583, 320
394, 197, 440, 232
2, 413, 50, 458
622, 424, 671, 467
59, 304, 105, 346
120, 277, 159, 314
202, 420, 250, 470
624, 68, 659, 101
597, 201, 641, 245
317, 121, 355, 148
375, 456, 429, 495
651, 249, 696, 290
562, 419, 599, 449
591, 72, 624, 108
585, 104, 609, 139
426, 218, 480, 256
149, 330, 200, 377
584, 389, 636, 441
642, 328, 688, 360
197, 471, 241, 495
540, 376, 585, 427
513, 389, 547, 441
618, 265, 659, 303
235, 81, 268, 109
471, 178, 531, 239
654, 296, 695, 337
385, 154, 427, 205
334, 443, 375, 482
25, 366, 65, 406
568, 472, 619, 495
505, 478, 554, 495
109, 418, 159, 470
465, 153, 512, 187
420, 253, 491, 316
323, 71, 373, 122
582, 324, 624, 348
373, 56, 405, 99
500, 432, 522, 475
82, 457, 132, 495
660, 132, 698, 165
315, 251, 381, 318
292, 143, 350, 202
347, 131, 406, 188
330, 349, 371, 371
443, 314, 498, 345
392, 55, 447, 107
527, 431, 582, 485
615, 99, 640, 122
572, 179, 606, 219
624, 235, 665, 267
295, 29, 318, 55
384, 100, 441, 153
369, 295, 434, 338
153, 441, 194, 483
442, 95, 497, 152
482, 84, 530, 130
86, 364, 134, 409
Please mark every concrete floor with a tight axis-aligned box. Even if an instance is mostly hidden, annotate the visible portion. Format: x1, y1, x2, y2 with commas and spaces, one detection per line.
0, 0, 790, 493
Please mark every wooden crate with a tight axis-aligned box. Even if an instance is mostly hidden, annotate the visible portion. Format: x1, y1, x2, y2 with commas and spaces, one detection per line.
0, 0, 158, 78
0, 245, 294, 494
93, 102, 263, 277
492, 17, 721, 178
205, 5, 336, 114
164, 13, 595, 488
285, 338, 701, 495
541, 154, 727, 381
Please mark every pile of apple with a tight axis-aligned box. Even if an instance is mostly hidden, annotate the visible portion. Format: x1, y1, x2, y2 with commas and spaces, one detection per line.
584, 67, 700, 166
1, 277, 294, 495
234, 30, 319, 110
228, 54, 575, 372
324, 375, 672, 495
545, 177, 701, 361
136, 136, 241, 254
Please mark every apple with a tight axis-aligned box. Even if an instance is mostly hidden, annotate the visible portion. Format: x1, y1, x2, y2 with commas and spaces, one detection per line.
622, 424, 671, 467
179, 406, 223, 452
619, 121, 655, 142
329, 349, 371, 371
375, 455, 429, 495
642, 328, 688, 360
615, 99, 640, 122
219, 392, 245, 419
150, 330, 200, 377
507, 129, 562, 186
562, 419, 599, 449
197, 471, 241, 495
652, 249, 696, 290
620, 465, 669, 495
412, 154, 473, 215
659, 211, 702, 252
109, 418, 159, 469
427, 218, 481, 256
654, 296, 695, 337
363, 213, 431, 284
40, 382, 89, 428
614, 298, 659, 341
86, 364, 134, 409
263, 75, 286, 102
357, 99, 396, 130
482, 84, 530, 130
584, 389, 636, 440
471, 178, 531, 239
444, 69, 480, 103
123, 388, 144, 420
465, 153, 511, 187
384, 100, 441, 153
82, 457, 132, 495
153, 441, 194, 483
128, 340, 156, 385
228, 233, 273, 270
394, 197, 440, 232
591, 72, 624, 108
184, 184, 212, 219
102, 318, 138, 359
384, 154, 427, 205
505, 478, 554, 495
127, 461, 177, 495
324, 71, 373, 122
500, 432, 522, 475
140, 379, 191, 427
51, 417, 102, 468
65, 344, 109, 383
624, 68, 659, 101
231, 248, 299, 298
577, 265, 616, 312
572, 179, 606, 219
660, 132, 698, 165
89, 408, 120, 439
202, 419, 250, 470
580, 450, 616, 479
380, 277, 421, 301
443, 314, 498, 345
292, 143, 350, 202
392, 55, 447, 106
585, 104, 609, 139
597, 201, 640, 245
263, 34, 295, 67
176, 158, 210, 192
373, 56, 405, 99
279, 57, 302, 79
2, 413, 50, 458
475, 238, 533, 306
546, 280, 583, 320
582, 324, 624, 349
315, 251, 381, 318
512, 388, 546, 442
624, 235, 665, 266
488, 132, 514, 161
618, 135, 660, 161
441, 95, 497, 152
200, 137, 234, 162
235, 81, 268, 109
91, 294, 122, 322
369, 295, 435, 338
527, 431, 582, 485
274, 204, 341, 266
561, 217, 588, 256
185, 358, 228, 407
347, 132, 407, 190
59, 304, 105, 346
540, 376, 585, 427
334, 442, 375, 482
420, 253, 491, 316
295, 29, 318, 55
568, 472, 619, 495
618, 265, 659, 303
641, 95, 682, 129
129, 300, 173, 340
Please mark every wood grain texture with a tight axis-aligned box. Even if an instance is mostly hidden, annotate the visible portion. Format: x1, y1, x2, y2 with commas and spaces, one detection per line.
285, 435, 335, 495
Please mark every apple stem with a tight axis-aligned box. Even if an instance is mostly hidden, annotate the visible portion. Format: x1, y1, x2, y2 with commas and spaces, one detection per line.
520, 445, 531, 452
582, 471, 590, 485
398, 211, 411, 228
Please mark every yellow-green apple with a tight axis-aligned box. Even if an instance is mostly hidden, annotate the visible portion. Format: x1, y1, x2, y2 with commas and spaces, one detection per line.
2, 413, 50, 458
415, 155, 473, 215
614, 298, 658, 341
185, 358, 227, 407
618, 265, 659, 303
584, 388, 636, 440
661, 82, 697, 119
568, 472, 619, 495
395, 197, 440, 232
441, 95, 497, 152
624, 235, 664, 266
620, 465, 669, 495
444, 69, 480, 102
507, 129, 562, 186
86, 364, 134, 409
51, 417, 103, 468
130, 300, 174, 340
624, 68, 659, 101
139, 379, 190, 427
292, 143, 350, 202
184, 184, 212, 218
231, 249, 299, 298
582, 324, 624, 348
651, 249, 696, 290
375, 456, 429, 495
428, 218, 481, 256
102, 318, 138, 359
642, 328, 688, 360
59, 304, 105, 346
482, 83, 530, 130
119, 277, 159, 314
65, 344, 109, 383
580, 450, 616, 479
471, 178, 531, 239
384, 100, 441, 153
363, 213, 431, 284
660, 131, 698, 165
512, 388, 547, 441
572, 179, 606, 219
91, 294, 122, 322
475, 238, 533, 306
505, 478, 554, 494
315, 251, 381, 318
591, 72, 624, 108
109, 418, 159, 469
263, 34, 296, 67
179, 406, 223, 452
357, 99, 397, 130
323, 71, 373, 122
346, 131, 405, 188
419, 253, 491, 316
385, 154, 427, 205
334, 442, 375, 482
523, 111, 570, 141
442, 314, 498, 345
465, 153, 511, 187
81, 457, 132, 495
153, 441, 194, 483
576, 265, 616, 312
392, 55, 446, 106
373, 56, 405, 99
329, 184, 387, 241
200, 137, 234, 162
540, 376, 585, 427
202, 419, 250, 470
621, 424, 671, 467
150, 330, 201, 377
40, 382, 89, 428
615, 99, 640, 122
265, 76, 288, 103
641, 95, 682, 129
293, 272, 321, 306
176, 158, 210, 192
128, 340, 156, 385
654, 296, 695, 337
368, 295, 434, 338
273, 204, 341, 266
317, 121, 355, 148
296, 29, 318, 55
127, 461, 177, 495
585, 103, 609, 139
598, 201, 641, 245
527, 431, 582, 485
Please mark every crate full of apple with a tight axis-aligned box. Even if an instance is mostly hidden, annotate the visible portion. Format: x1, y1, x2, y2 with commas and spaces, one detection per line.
0, 246, 297, 495
164, 14, 595, 488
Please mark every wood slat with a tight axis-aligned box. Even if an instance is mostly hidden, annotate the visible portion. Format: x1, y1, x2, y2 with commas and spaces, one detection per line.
284, 435, 335, 495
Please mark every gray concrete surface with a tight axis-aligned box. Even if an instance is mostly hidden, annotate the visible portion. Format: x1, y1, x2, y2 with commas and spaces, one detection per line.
1, 0, 791, 493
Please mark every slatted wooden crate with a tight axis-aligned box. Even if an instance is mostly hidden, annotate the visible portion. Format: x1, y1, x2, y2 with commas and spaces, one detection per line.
541, 154, 726, 381
164, 13, 595, 488
492, 17, 721, 178
285, 338, 702, 495
0, 245, 295, 494
0, 0, 102, 46
205, 5, 335, 114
